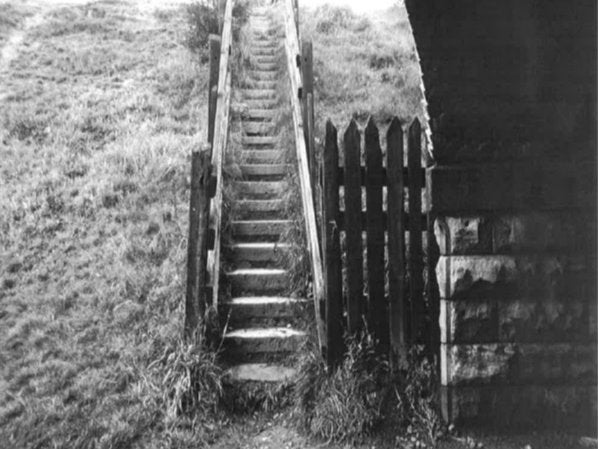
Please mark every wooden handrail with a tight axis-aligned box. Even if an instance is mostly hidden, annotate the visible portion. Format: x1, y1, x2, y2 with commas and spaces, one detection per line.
207, 0, 233, 309
283, 0, 326, 353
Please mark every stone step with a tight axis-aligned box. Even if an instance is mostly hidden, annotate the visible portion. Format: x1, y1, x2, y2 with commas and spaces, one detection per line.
237, 199, 286, 217
242, 108, 278, 120
243, 135, 277, 147
231, 219, 293, 237
239, 164, 288, 177
243, 121, 276, 135
234, 180, 287, 198
248, 70, 277, 81
223, 327, 308, 359
243, 80, 277, 90
220, 296, 307, 322
225, 242, 291, 262
253, 48, 277, 56
225, 268, 288, 293
252, 62, 277, 71
254, 56, 277, 65
241, 89, 277, 100
243, 98, 278, 109
240, 149, 285, 164
225, 363, 297, 383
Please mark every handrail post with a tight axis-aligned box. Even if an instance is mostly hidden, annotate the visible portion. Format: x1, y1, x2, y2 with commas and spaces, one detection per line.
208, 35, 221, 149
185, 146, 212, 341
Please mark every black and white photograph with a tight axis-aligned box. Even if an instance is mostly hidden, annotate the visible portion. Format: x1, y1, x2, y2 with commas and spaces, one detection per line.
1, 0, 596, 447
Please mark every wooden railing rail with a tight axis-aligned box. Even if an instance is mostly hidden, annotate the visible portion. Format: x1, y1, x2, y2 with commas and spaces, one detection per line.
283, 0, 326, 355
185, 0, 233, 340
207, 0, 233, 312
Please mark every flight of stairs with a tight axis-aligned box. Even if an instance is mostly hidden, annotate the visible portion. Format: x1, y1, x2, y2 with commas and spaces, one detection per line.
219, 6, 311, 386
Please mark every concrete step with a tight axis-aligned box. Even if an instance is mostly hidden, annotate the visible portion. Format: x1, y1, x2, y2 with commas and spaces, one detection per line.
241, 89, 277, 100
240, 150, 285, 164
225, 268, 288, 293
225, 242, 290, 262
243, 98, 278, 109
220, 296, 307, 322
239, 164, 288, 177
237, 199, 286, 217
243, 80, 276, 90
242, 108, 278, 120
243, 135, 277, 147
252, 62, 278, 71
253, 48, 277, 57
234, 180, 287, 198
243, 121, 276, 135
231, 219, 293, 237
223, 327, 308, 359
225, 363, 297, 383
254, 55, 277, 64
248, 70, 277, 81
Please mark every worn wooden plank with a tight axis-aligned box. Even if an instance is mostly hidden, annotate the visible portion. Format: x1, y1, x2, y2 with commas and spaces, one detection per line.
306, 93, 316, 194
185, 149, 212, 340
336, 211, 427, 231
408, 118, 424, 344
208, 35, 221, 149
301, 40, 314, 148
365, 118, 388, 351
324, 120, 343, 368
386, 117, 406, 366
343, 119, 364, 335
206, 0, 233, 310
283, 0, 326, 353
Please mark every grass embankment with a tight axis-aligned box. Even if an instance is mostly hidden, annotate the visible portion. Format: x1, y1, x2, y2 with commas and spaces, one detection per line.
0, 1, 225, 446
0, 2, 35, 47
300, 3, 425, 134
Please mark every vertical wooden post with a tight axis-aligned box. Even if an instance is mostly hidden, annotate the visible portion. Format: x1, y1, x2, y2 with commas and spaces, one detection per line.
387, 117, 406, 367
307, 94, 316, 192
408, 118, 424, 344
343, 120, 364, 334
365, 118, 388, 351
208, 35, 221, 150
185, 148, 212, 340
324, 121, 343, 368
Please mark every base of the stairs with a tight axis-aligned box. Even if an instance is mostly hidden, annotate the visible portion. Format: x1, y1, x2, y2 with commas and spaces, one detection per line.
225, 363, 297, 383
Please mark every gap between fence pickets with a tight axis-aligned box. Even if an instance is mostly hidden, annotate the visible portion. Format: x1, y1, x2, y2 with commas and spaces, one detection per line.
283, 0, 326, 353
207, 0, 233, 311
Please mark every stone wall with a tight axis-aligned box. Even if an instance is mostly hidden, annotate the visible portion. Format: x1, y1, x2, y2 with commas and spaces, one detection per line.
427, 165, 597, 430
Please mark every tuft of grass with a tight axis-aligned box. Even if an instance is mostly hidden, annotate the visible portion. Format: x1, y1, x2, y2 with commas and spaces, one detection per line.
293, 334, 390, 444
293, 335, 446, 447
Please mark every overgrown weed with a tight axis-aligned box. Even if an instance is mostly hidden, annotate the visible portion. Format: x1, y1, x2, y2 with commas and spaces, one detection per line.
293, 335, 445, 447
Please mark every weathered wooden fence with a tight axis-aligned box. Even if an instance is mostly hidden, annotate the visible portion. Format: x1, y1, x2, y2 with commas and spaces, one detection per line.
320, 117, 430, 367
185, 0, 233, 341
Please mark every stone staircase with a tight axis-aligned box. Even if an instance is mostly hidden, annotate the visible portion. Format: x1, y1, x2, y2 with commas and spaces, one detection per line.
219, 7, 310, 385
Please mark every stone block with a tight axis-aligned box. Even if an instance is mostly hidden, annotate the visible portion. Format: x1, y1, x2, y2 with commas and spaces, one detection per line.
442, 343, 597, 386
491, 212, 594, 253
498, 299, 590, 342
440, 299, 497, 343
434, 216, 492, 255
436, 255, 589, 300
441, 343, 516, 386
443, 385, 597, 430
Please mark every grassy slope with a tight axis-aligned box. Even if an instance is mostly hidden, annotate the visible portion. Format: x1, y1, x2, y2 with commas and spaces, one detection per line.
0, 2, 35, 47
0, 1, 223, 447
300, 3, 425, 136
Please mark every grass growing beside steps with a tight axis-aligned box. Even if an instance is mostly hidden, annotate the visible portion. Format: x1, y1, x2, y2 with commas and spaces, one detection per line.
300, 2, 425, 135
0, 1, 230, 447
